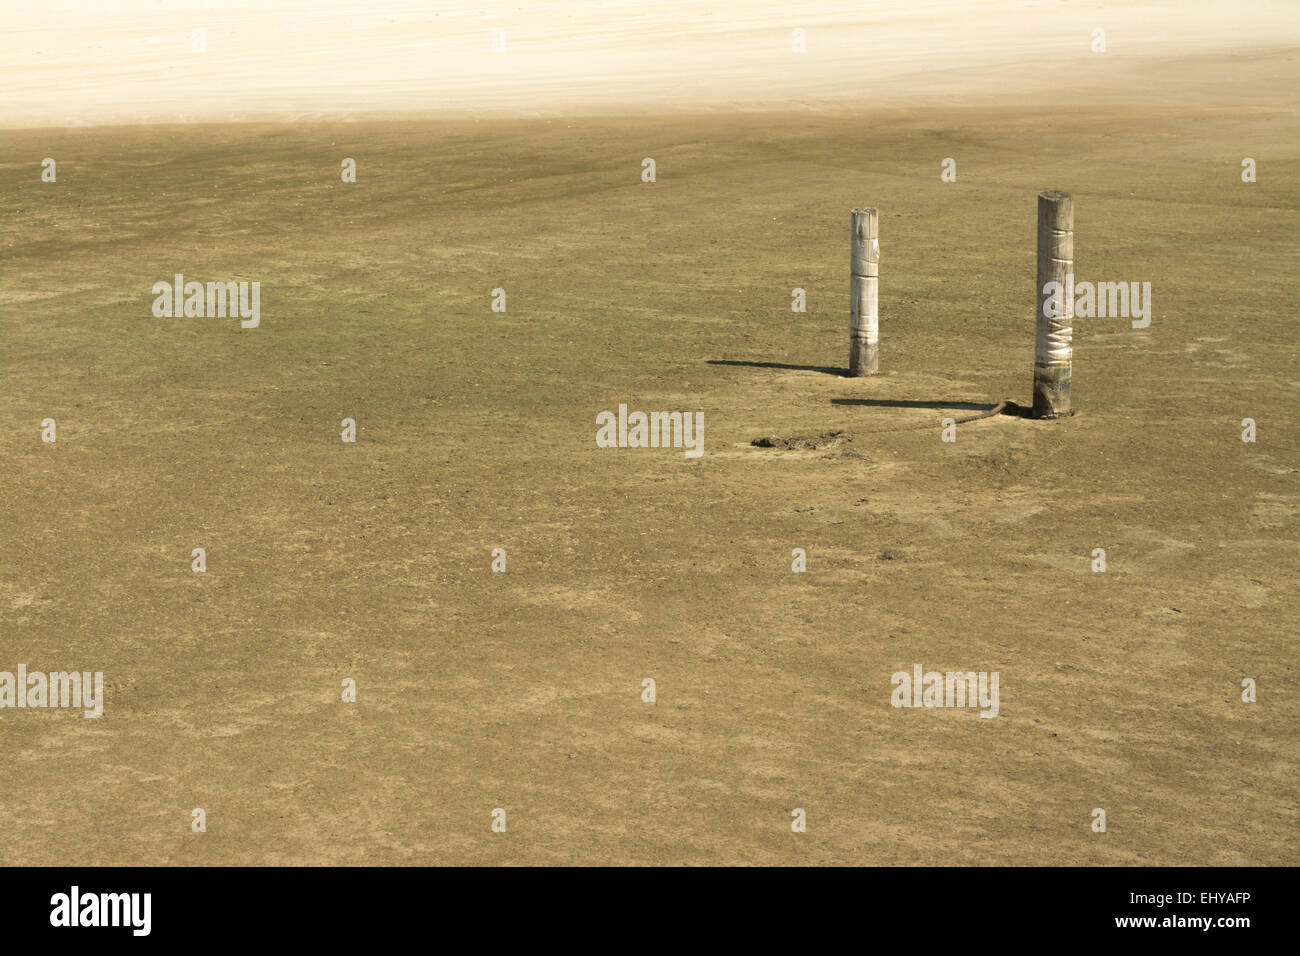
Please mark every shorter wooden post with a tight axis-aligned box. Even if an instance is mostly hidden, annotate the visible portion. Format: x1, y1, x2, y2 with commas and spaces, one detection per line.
850, 207, 879, 376
1033, 190, 1073, 417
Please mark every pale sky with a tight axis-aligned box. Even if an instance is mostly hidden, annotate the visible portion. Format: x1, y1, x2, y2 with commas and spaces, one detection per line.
2, 1, 1297, 127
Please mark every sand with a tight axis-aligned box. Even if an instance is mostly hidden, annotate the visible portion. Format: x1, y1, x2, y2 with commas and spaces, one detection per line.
0, 2, 1296, 865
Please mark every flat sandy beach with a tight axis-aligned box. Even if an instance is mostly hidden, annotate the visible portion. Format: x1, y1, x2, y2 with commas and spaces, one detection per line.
1, 2, 1297, 867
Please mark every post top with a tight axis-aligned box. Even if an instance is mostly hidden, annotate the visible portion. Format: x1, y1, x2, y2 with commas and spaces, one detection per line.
1037, 189, 1073, 229
851, 207, 878, 238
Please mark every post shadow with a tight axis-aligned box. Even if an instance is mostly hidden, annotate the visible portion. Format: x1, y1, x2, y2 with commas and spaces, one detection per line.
831, 398, 1032, 418
708, 359, 847, 376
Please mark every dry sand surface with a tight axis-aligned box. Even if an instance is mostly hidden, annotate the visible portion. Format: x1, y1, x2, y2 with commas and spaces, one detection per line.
1, 1, 1297, 865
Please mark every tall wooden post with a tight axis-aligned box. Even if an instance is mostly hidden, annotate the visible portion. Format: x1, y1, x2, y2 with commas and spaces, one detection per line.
1033, 190, 1073, 417
850, 207, 879, 376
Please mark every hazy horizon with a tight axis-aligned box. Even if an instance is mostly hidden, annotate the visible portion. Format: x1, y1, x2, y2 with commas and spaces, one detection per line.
4, 0, 1298, 129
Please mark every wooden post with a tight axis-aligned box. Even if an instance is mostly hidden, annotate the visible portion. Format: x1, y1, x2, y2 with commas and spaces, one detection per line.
1033, 190, 1073, 417
850, 207, 879, 375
